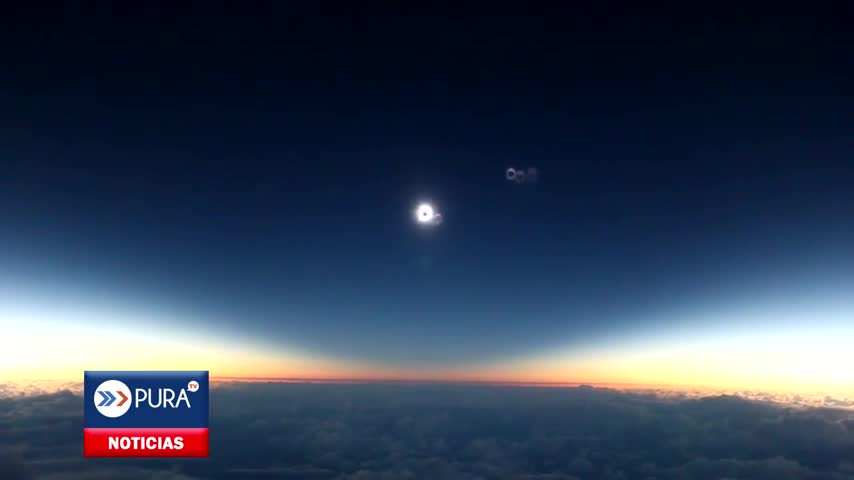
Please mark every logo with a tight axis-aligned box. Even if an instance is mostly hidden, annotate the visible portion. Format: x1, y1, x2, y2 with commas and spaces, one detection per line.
84, 371, 209, 458
94, 380, 132, 418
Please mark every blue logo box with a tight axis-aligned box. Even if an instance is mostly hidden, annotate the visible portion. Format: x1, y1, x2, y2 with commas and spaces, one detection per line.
84, 371, 209, 429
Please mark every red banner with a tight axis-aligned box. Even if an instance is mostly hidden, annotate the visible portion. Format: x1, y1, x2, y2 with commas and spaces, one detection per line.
83, 428, 209, 457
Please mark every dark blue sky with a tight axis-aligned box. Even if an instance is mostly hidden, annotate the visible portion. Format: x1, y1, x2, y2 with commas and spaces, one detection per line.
1, 3, 852, 376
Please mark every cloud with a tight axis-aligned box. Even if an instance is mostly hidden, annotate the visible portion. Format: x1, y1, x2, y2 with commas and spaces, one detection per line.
38, 469, 197, 480
1, 384, 853, 479
0, 448, 33, 480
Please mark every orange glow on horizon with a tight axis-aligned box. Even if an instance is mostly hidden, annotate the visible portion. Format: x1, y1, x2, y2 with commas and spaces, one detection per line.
3, 295, 853, 398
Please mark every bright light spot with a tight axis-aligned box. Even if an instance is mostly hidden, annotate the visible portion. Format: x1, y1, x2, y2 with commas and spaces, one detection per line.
413, 202, 442, 227
416, 203, 435, 223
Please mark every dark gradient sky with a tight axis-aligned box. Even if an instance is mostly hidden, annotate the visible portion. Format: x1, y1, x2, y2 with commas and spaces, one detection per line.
1, 3, 852, 386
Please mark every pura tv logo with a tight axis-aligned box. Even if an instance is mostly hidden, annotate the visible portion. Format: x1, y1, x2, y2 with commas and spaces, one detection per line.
93, 379, 131, 417
83, 371, 209, 458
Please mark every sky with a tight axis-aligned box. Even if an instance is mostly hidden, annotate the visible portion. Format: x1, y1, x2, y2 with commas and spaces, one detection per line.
1, 3, 853, 394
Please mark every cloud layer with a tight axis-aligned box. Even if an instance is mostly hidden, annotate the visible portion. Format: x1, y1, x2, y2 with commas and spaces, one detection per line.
2, 384, 853, 479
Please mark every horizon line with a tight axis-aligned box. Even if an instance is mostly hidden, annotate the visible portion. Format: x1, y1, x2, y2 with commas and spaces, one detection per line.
210, 376, 711, 391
